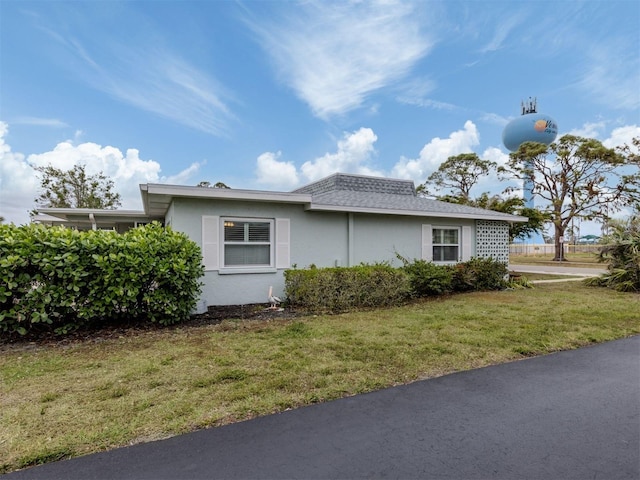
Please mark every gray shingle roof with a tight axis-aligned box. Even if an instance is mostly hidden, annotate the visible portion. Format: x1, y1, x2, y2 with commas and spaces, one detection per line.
293, 172, 416, 196
294, 173, 525, 222
311, 190, 523, 219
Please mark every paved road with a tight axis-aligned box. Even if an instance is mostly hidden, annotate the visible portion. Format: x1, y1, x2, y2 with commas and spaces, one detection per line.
509, 264, 607, 276
7, 337, 639, 480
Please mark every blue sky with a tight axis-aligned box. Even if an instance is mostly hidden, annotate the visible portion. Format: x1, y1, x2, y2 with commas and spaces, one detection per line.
1, 0, 639, 234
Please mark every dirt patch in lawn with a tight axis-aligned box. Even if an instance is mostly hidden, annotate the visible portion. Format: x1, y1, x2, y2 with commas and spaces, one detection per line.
0, 304, 302, 351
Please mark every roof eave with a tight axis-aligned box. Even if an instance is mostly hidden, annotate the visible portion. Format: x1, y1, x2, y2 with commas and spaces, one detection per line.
140, 183, 312, 217
144, 183, 311, 202
306, 204, 528, 222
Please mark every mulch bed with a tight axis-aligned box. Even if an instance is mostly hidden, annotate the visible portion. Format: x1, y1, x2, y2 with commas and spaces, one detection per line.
0, 304, 302, 351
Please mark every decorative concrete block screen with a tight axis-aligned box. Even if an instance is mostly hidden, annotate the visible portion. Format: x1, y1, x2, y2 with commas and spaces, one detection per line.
475, 220, 509, 263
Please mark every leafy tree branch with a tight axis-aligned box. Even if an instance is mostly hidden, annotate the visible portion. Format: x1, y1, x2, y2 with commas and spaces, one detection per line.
33, 164, 122, 210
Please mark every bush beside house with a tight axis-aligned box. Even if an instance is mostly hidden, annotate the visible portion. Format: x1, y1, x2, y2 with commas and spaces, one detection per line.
284, 264, 411, 313
0, 223, 204, 336
1, 219, 510, 337
285, 258, 508, 313
451, 257, 510, 292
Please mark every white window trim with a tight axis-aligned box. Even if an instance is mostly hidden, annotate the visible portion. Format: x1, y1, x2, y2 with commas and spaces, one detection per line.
202, 215, 220, 271
422, 224, 472, 264
202, 215, 291, 273
421, 224, 433, 262
462, 225, 472, 262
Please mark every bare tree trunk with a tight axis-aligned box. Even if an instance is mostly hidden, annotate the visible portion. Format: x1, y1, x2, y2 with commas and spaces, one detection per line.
554, 224, 565, 261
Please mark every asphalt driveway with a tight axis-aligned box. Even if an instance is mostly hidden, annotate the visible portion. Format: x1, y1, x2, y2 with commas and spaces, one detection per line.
7, 336, 639, 479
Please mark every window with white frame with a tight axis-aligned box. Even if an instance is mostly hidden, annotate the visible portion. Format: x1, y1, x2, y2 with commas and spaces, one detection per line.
432, 227, 460, 262
223, 218, 273, 267
422, 224, 471, 263
201, 216, 289, 272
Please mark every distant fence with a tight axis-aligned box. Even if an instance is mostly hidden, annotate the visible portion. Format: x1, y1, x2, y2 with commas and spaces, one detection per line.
509, 244, 602, 255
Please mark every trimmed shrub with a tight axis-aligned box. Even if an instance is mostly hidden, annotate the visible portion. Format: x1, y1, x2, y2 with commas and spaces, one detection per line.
284, 263, 411, 313
400, 259, 454, 297
452, 257, 509, 292
285, 257, 510, 314
0, 223, 204, 336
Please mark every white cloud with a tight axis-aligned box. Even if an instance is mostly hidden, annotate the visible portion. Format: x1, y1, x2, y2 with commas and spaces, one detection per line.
0, 123, 37, 225
0, 122, 201, 225
567, 122, 606, 139
391, 120, 480, 181
478, 12, 525, 53
396, 96, 460, 112
163, 161, 204, 185
102, 50, 236, 137
481, 146, 509, 167
579, 41, 640, 111
26, 143, 161, 208
300, 128, 382, 181
603, 125, 640, 149
249, 0, 434, 119
12, 117, 69, 128
553, 122, 637, 150
35, 10, 236, 137
250, 119, 639, 207
252, 127, 383, 190
394, 77, 444, 109
480, 112, 509, 127
255, 152, 300, 189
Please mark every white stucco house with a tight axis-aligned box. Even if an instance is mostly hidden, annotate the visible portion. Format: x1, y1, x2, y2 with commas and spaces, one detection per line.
35, 173, 527, 308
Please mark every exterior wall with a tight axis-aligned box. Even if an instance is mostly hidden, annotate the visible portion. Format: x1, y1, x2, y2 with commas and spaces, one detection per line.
351, 214, 476, 266
167, 198, 505, 308
168, 198, 349, 307
290, 211, 349, 269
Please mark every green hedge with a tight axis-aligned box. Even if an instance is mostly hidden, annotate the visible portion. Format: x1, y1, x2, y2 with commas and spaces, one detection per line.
0, 223, 204, 336
284, 263, 411, 313
285, 258, 508, 313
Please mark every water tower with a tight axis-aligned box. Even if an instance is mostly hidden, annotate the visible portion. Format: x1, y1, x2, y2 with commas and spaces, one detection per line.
502, 98, 558, 208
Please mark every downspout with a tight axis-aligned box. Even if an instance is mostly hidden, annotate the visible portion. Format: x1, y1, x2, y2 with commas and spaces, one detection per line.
89, 213, 97, 231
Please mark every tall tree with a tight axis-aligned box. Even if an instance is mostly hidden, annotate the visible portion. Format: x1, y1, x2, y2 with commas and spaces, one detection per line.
34, 164, 121, 209
419, 153, 497, 202
471, 193, 550, 242
432, 191, 548, 241
419, 154, 549, 241
500, 135, 640, 261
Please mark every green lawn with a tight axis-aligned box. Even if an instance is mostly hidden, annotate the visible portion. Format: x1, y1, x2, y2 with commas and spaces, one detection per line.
1, 282, 638, 474
510, 252, 603, 266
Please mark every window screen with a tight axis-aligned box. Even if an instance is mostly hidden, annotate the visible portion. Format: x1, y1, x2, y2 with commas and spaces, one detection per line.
432, 228, 459, 262
223, 220, 272, 267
